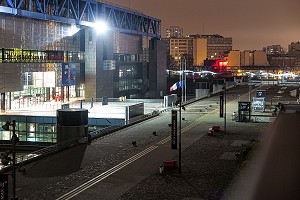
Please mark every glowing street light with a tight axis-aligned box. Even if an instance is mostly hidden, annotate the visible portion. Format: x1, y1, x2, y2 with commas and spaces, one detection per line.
94, 20, 108, 34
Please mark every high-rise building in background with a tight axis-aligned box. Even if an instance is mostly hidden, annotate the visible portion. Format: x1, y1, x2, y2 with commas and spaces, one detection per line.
165, 31, 232, 70
227, 50, 269, 70
168, 36, 193, 69
166, 26, 184, 38
227, 50, 241, 71
194, 34, 232, 65
288, 41, 300, 55
267, 42, 300, 67
263, 45, 285, 55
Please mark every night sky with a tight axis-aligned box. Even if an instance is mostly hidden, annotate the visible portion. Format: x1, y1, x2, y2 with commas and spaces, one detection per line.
108, 0, 300, 51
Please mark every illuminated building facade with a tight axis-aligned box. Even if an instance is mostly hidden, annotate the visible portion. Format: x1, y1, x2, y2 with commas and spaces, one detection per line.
166, 26, 184, 38
0, 16, 84, 111
240, 50, 269, 67
168, 37, 193, 69
166, 33, 232, 70
263, 45, 285, 55
288, 41, 300, 55
0, 1, 163, 143
0, 1, 163, 112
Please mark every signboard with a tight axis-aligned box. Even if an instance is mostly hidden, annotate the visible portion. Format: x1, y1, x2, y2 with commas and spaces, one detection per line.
62, 63, 76, 86
220, 92, 224, 117
1, 48, 83, 63
238, 101, 251, 122
171, 110, 178, 149
238, 102, 251, 111
0, 174, 8, 200
252, 97, 265, 112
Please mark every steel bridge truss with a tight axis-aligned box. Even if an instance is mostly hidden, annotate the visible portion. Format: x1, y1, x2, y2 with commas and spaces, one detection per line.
0, 0, 161, 37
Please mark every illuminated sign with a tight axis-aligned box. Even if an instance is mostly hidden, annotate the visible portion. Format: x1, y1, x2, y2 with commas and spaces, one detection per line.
62, 63, 76, 86
171, 110, 178, 149
238, 102, 251, 111
207, 59, 229, 72
252, 97, 265, 112
1, 48, 83, 63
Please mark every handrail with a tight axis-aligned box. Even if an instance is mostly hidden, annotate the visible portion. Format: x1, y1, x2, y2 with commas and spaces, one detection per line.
0, 138, 80, 174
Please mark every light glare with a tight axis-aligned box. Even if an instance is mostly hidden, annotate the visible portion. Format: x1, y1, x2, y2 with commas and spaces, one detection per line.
94, 21, 108, 34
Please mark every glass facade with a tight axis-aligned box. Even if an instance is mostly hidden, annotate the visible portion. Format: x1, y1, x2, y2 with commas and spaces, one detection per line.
0, 115, 125, 144
0, 116, 57, 143
111, 33, 150, 98
0, 13, 160, 143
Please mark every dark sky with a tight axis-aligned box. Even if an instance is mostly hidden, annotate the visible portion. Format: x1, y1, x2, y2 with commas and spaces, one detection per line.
108, 0, 300, 51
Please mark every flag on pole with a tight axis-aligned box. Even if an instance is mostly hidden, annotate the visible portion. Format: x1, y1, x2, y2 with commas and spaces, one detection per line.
170, 81, 183, 92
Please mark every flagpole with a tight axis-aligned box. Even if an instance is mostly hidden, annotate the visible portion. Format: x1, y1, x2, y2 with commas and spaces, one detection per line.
184, 58, 187, 102
179, 56, 182, 174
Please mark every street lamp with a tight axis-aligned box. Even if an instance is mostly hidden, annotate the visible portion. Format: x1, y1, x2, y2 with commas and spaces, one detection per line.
94, 20, 108, 34
2, 120, 19, 200
223, 79, 227, 134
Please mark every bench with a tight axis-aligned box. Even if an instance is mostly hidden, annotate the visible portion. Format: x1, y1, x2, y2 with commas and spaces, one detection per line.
163, 160, 177, 170
212, 125, 221, 132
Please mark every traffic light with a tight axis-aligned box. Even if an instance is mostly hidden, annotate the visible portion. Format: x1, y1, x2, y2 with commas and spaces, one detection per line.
0, 151, 12, 166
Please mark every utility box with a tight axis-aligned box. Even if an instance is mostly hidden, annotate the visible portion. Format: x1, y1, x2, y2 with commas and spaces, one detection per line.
238, 102, 251, 122
57, 108, 88, 143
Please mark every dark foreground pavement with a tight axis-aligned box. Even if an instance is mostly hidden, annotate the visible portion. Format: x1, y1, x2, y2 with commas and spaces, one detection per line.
9, 85, 296, 200
118, 115, 266, 200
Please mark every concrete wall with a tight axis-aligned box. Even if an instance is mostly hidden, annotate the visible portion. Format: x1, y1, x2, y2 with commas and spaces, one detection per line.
228, 50, 241, 67
254, 50, 269, 66
195, 89, 210, 98
149, 38, 167, 98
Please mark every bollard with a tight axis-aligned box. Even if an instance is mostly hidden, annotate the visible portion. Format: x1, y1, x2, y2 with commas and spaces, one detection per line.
159, 165, 164, 174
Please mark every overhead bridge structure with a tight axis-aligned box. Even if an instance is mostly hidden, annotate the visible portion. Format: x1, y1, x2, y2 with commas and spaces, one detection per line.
0, 0, 161, 37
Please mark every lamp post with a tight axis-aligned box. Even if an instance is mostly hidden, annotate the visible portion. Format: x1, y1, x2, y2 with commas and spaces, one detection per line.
2, 120, 19, 200
223, 79, 227, 134
178, 92, 182, 174
178, 57, 183, 175
184, 58, 186, 102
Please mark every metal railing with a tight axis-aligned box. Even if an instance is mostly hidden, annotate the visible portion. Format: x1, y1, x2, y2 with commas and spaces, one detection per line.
0, 138, 80, 174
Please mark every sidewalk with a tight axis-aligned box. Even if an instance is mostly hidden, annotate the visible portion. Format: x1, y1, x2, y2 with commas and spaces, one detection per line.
116, 91, 268, 200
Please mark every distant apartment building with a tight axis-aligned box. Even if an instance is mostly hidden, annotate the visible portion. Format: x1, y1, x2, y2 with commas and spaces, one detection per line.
166, 26, 184, 38
169, 37, 193, 69
288, 41, 300, 55
263, 45, 285, 55
253, 50, 269, 66
227, 50, 269, 69
166, 33, 232, 69
267, 41, 300, 67
201, 34, 232, 61
227, 50, 241, 71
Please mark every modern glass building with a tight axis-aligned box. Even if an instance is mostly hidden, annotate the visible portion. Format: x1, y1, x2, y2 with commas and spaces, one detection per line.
0, 1, 166, 143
